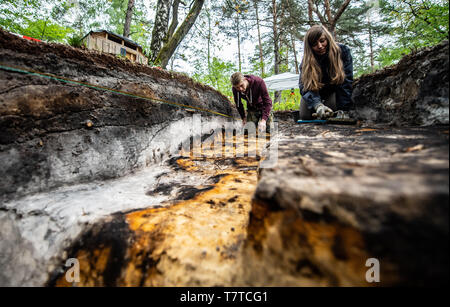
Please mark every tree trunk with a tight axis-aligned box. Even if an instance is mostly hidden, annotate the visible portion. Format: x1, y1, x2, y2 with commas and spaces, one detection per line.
283, 0, 298, 73
254, 0, 265, 77
309, 0, 352, 37
150, 0, 171, 63
307, 0, 314, 25
285, 44, 289, 71
330, 0, 352, 36
324, 0, 332, 26
291, 33, 299, 74
155, 0, 205, 68
272, 0, 279, 76
236, 14, 242, 72
123, 0, 135, 37
280, 0, 288, 72
272, 0, 281, 103
165, 0, 181, 44
368, 16, 374, 72
207, 7, 211, 74
308, 0, 326, 27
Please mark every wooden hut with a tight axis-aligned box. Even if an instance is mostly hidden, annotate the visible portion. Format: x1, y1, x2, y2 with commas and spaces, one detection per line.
82, 30, 148, 65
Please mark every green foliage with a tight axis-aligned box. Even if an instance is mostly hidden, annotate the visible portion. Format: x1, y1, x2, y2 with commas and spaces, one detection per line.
271, 89, 301, 111
336, 1, 388, 77
192, 57, 237, 99
0, 0, 43, 34
104, 0, 152, 56
106, 0, 128, 35
116, 54, 129, 62
1, 0, 448, 85
278, 45, 290, 74
68, 34, 84, 47
0, 0, 151, 51
222, 0, 251, 17
248, 39, 274, 78
377, 45, 411, 67
378, 0, 449, 66
0, 0, 83, 42
22, 19, 74, 42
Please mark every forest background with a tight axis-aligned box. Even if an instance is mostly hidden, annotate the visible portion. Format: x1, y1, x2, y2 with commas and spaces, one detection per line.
1, 0, 448, 110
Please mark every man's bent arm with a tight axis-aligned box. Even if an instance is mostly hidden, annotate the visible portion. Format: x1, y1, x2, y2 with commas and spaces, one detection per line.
232, 88, 246, 120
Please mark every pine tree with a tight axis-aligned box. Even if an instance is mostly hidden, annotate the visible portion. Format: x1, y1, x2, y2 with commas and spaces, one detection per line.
219, 0, 252, 72
307, 0, 352, 36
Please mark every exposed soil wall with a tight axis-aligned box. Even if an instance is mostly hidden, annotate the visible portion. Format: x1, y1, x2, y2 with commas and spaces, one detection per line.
352, 41, 449, 126
247, 122, 449, 286
0, 28, 239, 203
0, 29, 242, 286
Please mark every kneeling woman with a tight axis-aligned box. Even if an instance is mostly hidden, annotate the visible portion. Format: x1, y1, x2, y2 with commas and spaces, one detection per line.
298, 25, 353, 120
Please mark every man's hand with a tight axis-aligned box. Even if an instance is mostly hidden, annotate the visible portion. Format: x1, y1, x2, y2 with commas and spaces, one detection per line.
258, 119, 267, 132
312, 103, 333, 119
242, 117, 247, 127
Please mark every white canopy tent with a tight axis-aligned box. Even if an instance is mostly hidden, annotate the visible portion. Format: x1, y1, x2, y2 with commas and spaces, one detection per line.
263, 72, 300, 91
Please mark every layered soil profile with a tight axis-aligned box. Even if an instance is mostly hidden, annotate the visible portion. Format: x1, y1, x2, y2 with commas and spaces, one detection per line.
351, 40, 449, 126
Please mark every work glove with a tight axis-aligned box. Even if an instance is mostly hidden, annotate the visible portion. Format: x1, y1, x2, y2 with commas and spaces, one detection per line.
312, 103, 334, 119
258, 119, 267, 133
334, 110, 350, 119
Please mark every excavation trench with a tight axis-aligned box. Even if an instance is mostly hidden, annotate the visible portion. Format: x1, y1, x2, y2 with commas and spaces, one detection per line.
1, 30, 448, 287
46, 120, 450, 287
48, 130, 268, 287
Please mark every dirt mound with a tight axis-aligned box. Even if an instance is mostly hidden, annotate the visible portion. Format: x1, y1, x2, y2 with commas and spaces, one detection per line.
0, 28, 239, 203
352, 41, 449, 126
0, 28, 223, 95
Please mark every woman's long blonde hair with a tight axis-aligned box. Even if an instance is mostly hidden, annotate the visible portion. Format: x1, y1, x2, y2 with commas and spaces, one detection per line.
301, 25, 345, 92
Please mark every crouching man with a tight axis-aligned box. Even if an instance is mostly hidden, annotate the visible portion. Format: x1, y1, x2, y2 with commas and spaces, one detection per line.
230, 72, 273, 133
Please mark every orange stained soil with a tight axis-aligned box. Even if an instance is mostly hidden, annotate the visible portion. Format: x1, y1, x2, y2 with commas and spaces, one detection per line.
55, 132, 269, 286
